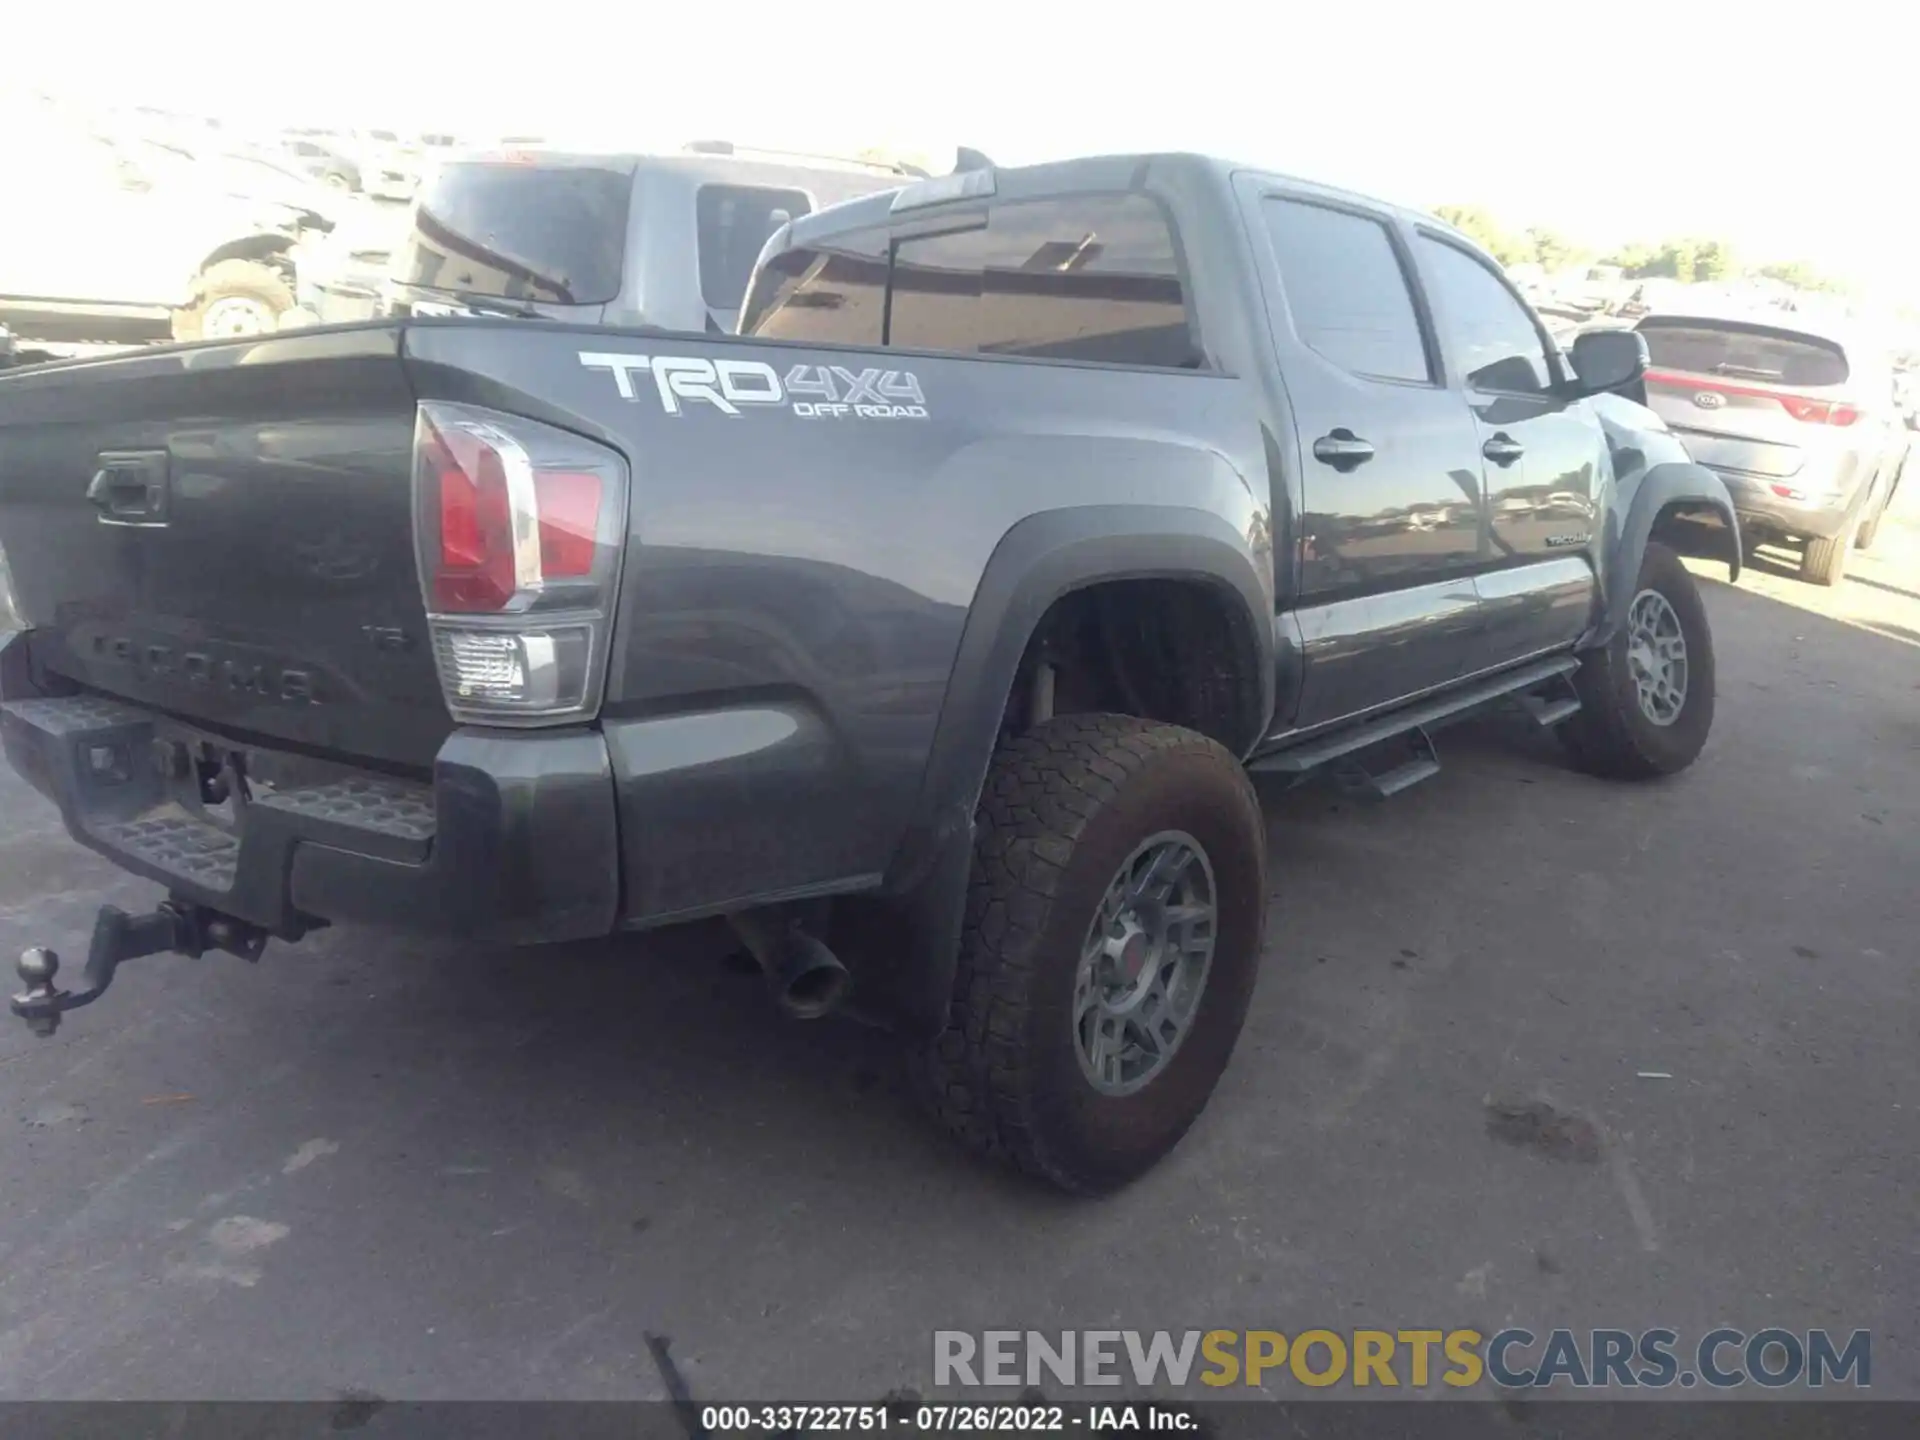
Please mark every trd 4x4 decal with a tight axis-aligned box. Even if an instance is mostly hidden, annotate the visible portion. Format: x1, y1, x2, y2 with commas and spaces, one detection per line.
580, 353, 927, 419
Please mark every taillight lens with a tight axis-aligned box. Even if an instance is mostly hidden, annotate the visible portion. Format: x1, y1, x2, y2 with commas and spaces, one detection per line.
412, 402, 628, 725
533, 471, 603, 577
430, 424, 517, 611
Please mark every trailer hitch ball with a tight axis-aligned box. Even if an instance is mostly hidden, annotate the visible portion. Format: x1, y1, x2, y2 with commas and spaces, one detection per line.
15, 948, 61, 1038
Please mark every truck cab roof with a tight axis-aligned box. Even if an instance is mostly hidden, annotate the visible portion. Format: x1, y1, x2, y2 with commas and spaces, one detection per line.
782, 150, 1490, 270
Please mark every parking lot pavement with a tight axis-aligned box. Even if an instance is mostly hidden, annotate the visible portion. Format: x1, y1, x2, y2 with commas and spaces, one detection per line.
1, 523, 1914, 1404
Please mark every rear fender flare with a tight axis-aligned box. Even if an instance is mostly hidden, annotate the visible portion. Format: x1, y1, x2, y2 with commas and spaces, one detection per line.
875, 505, 1274, 1038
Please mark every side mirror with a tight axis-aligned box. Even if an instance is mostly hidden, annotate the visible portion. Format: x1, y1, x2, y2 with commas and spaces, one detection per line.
1569, 328, 1649, 396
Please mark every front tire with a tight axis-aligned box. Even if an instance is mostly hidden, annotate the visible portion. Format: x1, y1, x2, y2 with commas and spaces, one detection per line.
914, 714, 1267, 1194
1562, 541, 1715, 779
171, 259, 295, 342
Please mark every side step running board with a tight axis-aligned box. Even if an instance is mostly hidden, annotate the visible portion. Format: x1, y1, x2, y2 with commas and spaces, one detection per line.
1516, 689, 1582, 728
1250, 654, 1581, 777
1332, 726, 1440, 801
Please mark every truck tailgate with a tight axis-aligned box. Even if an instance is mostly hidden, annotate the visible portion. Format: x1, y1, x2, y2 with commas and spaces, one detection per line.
0, 326, 449, 770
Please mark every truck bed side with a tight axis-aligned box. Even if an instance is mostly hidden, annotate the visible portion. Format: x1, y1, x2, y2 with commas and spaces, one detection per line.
0, 320, 1272, 932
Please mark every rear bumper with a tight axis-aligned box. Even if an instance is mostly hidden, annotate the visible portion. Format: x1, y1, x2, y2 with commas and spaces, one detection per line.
0, 638, 619, 945
1708, 467, 1857, 540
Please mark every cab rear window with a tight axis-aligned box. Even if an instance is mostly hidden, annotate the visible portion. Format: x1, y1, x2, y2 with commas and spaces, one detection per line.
887, 194, 1195, 367
741, 228, 890, 347
742, 193, 1200, 369
1638, 320, 1849, 387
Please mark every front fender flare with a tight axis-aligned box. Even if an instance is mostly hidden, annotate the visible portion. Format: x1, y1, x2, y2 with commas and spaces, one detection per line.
1590, 460, 1739, 649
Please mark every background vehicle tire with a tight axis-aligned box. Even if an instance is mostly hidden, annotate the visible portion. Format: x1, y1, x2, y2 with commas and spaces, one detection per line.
1562, 541, 1715, 780
1855, 506, 1883, 552
914, 714, 1267, 1194
1800, 531, 1849, 586
171, 259, 295, 342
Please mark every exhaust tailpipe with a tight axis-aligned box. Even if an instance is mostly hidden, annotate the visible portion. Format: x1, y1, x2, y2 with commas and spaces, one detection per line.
727, 911, 850, 1020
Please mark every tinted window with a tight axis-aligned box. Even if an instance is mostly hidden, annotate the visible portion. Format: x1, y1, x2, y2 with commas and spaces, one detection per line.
888, 195, 1195, 367
1417, 237, 1553, 392
698, 184, 813, 310
398, 162, 631, 305
1262, 199, 1429, 383
739, 228, 889, 346
1637, 320, 1849, 386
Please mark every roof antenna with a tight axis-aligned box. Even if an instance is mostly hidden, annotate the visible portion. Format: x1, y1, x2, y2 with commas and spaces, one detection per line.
953, 146, 994, 173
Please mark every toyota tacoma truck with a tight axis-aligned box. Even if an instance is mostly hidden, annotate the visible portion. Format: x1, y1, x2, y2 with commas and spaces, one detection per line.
0, 154, 1740, 1193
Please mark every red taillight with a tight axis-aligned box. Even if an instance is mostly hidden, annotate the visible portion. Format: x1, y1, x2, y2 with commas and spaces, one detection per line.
1645, 368, 1859, 426
412, 401, 628, 725
419, 420, 609, 612
533, 471, 602, 578
1777, 394, 1835, 424
432, 425, 517, 611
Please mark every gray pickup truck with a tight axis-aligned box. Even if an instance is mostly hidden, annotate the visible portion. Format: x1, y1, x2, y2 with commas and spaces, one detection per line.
0, 153, 1739, 1193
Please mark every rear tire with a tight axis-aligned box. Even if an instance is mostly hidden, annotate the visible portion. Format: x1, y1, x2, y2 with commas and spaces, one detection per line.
1562, 541, 1715, 780
172, 259, 295, 342
913, 714, 1267, 1194
1800, 531, 1849, 586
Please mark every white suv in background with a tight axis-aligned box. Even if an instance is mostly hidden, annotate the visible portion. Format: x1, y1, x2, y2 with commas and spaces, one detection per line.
1637, 313, 1907, 584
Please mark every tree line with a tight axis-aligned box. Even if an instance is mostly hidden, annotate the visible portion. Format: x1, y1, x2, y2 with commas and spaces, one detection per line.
1431, 205, 1845, 292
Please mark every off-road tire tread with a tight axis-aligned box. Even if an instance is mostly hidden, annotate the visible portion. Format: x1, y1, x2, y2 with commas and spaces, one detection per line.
914, 713, 1262, 1193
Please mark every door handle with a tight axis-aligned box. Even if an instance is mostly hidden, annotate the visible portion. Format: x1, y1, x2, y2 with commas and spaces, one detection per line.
1482, 434, 1525, 467
1312, 429, 1376, 471
86, 451, 170, 526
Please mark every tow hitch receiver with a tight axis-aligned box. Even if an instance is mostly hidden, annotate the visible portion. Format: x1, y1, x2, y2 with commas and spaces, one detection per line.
11, 900, 271, 1037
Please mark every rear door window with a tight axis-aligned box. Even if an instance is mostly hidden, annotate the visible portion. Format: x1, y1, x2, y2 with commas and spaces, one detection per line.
698, 184, 813, 310
1261, 198, 1430, 384
739, 227, 890, 346
887, 194, 1197, 368
1637, 320, 1849, 386
398, 161, 632, 305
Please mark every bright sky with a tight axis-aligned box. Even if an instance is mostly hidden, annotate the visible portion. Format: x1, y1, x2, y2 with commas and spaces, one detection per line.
23, 1, 1920, 300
